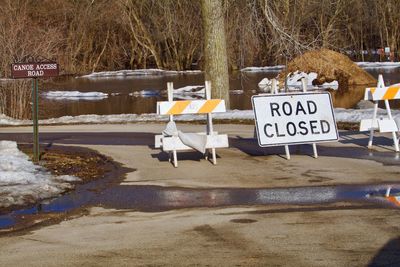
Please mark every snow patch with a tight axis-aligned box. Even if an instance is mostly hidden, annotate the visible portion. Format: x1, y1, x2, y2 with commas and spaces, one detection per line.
241, 65, 285, 72
258, 72, 339, 91
286, 71, 338, 90
79, 69, 201, 79
174, 85, 205, 96
43, 91, 108, 100
2, 104, 399, 126
357, 62, 400, 69
0, 141, 80, 208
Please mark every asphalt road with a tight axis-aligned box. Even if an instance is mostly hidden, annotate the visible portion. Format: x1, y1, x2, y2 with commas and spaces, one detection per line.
0, 123, 399, 266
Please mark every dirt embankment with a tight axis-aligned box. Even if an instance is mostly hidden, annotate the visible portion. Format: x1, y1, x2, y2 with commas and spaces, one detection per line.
280, 49, 377, 89
19, 144, 114, 182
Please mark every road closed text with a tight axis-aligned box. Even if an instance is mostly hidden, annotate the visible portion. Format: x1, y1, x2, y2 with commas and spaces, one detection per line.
252, 93, 338, 146
263, 100, 331, 138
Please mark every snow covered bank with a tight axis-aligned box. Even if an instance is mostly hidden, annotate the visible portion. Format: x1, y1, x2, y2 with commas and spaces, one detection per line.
43, 91, 108, 100
241, 65, 285, 72
169, 85, 243, 99
1, 107, 399, 126
75, 62, 399, 80
356, 62, 400, 69
79, 69, 201, 79
0, 141, 79, 209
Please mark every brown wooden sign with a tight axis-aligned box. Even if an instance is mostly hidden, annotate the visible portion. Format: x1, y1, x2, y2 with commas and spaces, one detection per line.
11, 62, 59, 79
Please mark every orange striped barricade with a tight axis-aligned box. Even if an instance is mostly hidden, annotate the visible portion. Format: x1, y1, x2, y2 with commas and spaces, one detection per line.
154, 81, 229, 167
359, 74, 400, 151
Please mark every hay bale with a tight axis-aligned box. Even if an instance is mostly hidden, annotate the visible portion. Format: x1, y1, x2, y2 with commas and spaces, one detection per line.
280, 49, 376, 89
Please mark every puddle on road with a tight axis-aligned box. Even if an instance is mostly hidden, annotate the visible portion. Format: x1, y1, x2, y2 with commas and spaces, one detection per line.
1, 179, 399, 230
0, 137, 400, 231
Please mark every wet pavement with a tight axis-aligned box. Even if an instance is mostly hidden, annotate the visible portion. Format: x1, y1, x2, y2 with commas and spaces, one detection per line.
0, 157, 399, 230
0, 128, 400, 232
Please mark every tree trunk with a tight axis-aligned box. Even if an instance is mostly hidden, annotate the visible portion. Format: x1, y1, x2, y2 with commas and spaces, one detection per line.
201, 0, 230, 108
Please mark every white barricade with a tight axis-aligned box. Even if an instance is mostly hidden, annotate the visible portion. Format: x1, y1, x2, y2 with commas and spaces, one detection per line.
155, 81, 229, 167
360, 75, 400, 152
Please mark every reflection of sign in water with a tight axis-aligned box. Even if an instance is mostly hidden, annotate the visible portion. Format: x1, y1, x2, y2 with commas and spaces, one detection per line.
11, 62, 59, 79
252, 92, 338, 147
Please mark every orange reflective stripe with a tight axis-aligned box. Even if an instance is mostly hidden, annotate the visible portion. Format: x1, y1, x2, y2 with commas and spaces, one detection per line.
386, 196, 400, 206
383, 86, 400, 100
198, 99, 221, 113
167, 101, 190, 115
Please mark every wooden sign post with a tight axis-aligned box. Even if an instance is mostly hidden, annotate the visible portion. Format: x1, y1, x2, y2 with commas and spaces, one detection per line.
11, 61, 59, 162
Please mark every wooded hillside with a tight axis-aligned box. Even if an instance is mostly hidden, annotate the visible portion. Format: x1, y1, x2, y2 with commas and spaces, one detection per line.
0, 0, 399, 75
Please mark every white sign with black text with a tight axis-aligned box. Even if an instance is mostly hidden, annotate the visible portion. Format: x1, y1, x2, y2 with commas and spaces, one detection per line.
252, 92, 338, 147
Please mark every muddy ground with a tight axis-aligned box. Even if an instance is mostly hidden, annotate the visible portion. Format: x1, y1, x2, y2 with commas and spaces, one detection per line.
0, 123, 399, 266
0, 145, 116, 216
19, 144, 114, 182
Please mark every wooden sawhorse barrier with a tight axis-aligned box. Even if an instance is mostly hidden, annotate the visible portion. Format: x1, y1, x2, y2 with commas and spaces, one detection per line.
154, 81, 229, 167
360, 74, 400, 152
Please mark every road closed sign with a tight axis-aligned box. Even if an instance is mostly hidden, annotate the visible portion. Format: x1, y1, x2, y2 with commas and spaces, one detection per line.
252, 92, 338, 147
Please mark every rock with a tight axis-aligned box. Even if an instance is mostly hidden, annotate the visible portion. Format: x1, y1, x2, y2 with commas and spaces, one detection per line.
356, 100, 375, 109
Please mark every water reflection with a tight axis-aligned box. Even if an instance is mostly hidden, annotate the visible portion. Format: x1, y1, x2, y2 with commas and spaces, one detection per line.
1, 182, 399, 230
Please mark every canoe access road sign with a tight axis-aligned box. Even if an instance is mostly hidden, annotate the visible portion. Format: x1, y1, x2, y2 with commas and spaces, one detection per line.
252, 92, 338, 147
11, 62, 59, 79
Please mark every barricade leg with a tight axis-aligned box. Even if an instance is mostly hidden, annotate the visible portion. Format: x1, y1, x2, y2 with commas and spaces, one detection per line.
285, 145, 290, 160
368, 102, 378, 148
392, 132, 399, 152
173, 150, 178, 168
211, 148, 217, 164
312, 143, 318, 158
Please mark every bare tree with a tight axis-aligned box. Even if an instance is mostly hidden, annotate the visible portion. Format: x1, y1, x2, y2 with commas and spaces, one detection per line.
201, 0, 230, 107
0, 0, 61, 119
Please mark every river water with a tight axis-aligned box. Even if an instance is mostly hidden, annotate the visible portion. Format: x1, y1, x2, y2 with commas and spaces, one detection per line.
39, 67, 400, 119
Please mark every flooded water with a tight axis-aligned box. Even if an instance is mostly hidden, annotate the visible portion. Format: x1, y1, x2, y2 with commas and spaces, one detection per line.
1, 178, 399, 230
39, 68, 400, 119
